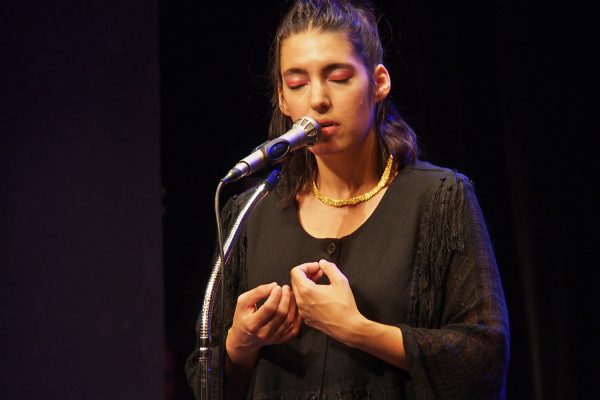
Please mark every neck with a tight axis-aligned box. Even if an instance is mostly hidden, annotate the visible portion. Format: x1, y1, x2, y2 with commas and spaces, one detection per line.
314, 134, 380, 199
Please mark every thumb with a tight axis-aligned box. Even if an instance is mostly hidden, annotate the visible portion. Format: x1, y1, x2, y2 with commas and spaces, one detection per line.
318, 259, 347, 284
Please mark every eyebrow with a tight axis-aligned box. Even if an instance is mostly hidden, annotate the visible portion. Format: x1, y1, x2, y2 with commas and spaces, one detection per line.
282, 63, 355, 77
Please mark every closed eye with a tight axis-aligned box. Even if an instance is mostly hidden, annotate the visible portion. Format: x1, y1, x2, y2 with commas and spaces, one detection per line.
329, 77, 350, 85
287, 83, 307, 91
328, 70, 353, 85
284, 76, 308, 91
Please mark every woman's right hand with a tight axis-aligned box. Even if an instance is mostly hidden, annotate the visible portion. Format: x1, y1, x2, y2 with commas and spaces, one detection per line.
225, 282, 301, 368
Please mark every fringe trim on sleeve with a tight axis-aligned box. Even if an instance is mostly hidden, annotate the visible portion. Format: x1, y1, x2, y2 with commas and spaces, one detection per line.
409, 172, 467, 327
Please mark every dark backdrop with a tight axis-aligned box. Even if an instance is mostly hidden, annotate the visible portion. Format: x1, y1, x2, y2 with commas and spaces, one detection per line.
161, 1, 593, 400
2, 0, 163, 399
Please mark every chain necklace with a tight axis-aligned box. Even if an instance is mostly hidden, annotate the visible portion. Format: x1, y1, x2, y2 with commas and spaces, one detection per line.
312, 155, 394, 207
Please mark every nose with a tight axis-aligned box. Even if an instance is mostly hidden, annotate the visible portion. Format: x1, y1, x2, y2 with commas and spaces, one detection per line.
309, 81, 330, 113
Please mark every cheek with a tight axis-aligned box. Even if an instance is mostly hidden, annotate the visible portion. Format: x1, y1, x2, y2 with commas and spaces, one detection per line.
282, 97, 307, 119
340, 82, 371, 109
361, 86, 376, 112
346, 92, 373, 120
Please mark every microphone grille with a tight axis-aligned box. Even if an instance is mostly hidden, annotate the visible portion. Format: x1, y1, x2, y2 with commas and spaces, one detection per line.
293, 116, 321, 145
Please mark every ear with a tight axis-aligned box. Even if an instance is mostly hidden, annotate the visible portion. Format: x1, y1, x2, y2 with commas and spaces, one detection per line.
372, 64, 391, 103
277, 84, 291, 116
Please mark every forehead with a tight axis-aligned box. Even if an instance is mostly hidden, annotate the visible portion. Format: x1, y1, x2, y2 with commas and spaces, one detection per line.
279, 30, 362, 71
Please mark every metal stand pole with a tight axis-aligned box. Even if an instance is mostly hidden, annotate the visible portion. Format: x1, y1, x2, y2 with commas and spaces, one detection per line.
198, 168, 281, 399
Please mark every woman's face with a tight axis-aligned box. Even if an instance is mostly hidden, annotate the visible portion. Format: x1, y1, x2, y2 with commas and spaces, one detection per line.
278, 29, 390, 158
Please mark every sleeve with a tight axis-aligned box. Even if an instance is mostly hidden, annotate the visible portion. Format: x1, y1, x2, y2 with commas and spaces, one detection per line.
399, 174, 510, 399
185, 194, 250, 399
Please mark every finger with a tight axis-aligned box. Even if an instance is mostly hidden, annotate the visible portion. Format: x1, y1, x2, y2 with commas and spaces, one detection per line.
272, 285, 292, 325
290, 272, 305, 297
307, 268, 324, 283
277, 299, 302, 342
290, 263, 319, 290
237, 282, 278, 308
294, 262, 321, 277
318, 259, 347, 284
279, 316, 302, 342
251, 285, 282, 327
284, 286, 299, 327
272, 285, 295, 336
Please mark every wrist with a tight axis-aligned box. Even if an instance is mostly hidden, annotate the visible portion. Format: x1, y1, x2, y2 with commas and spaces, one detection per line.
339, 318, 408, 370
225, 327, 261, 368
339, 314, 372, 348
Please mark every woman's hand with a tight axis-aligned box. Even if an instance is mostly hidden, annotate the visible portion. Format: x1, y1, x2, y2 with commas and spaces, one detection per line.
290, 260, 408, 369
226, 282, 301, 368
290, 259, 366, 345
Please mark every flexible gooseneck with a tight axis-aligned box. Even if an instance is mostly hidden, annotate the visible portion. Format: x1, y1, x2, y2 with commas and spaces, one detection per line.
197, 168, 282, 400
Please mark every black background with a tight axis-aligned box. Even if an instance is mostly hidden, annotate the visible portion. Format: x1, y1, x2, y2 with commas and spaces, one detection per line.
2, 1, 163, 399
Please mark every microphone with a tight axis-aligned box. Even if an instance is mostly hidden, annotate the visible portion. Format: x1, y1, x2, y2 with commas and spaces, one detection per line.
221, 116, 321, 184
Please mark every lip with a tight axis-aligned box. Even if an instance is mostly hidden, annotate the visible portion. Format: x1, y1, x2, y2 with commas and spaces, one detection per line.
317, 119, 339, 137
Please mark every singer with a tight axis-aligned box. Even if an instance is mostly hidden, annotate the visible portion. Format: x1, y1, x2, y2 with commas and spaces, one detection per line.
187, 0, 509, 399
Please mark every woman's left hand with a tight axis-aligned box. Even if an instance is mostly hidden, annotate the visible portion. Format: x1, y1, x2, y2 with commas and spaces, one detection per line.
290, 259, 365, 344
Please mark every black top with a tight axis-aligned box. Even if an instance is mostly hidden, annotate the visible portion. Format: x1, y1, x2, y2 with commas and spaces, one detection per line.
187, 160, 510, 399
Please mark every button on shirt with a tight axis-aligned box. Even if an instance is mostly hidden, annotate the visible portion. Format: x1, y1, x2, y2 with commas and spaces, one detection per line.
325, 241, 337, 256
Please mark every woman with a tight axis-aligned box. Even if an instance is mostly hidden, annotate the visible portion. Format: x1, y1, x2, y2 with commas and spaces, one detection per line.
187, 0, 509, 398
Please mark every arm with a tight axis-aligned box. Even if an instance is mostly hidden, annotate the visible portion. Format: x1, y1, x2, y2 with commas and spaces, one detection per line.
399, 178, 509, 399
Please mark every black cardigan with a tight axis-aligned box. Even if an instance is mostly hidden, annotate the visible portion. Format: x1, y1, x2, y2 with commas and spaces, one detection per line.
186, 160, 510, 399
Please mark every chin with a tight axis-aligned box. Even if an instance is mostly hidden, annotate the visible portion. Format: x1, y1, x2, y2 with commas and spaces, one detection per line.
308, 143, 347, 159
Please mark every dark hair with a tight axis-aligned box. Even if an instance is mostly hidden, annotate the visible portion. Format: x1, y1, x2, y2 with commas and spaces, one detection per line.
268, 0, 419, 205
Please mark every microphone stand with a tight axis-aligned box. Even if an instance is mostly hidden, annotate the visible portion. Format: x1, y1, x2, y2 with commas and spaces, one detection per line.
197, 168, 282, 400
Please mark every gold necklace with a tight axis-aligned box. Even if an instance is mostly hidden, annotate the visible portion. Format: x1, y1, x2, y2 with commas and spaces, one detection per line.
312, 155, 394, 207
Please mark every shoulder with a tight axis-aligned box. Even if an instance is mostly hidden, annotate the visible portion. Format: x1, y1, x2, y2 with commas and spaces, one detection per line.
219, 184, 264, 229
220, 180, 290, 230
402, 160, 472, 186
393, 160, 474, 203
